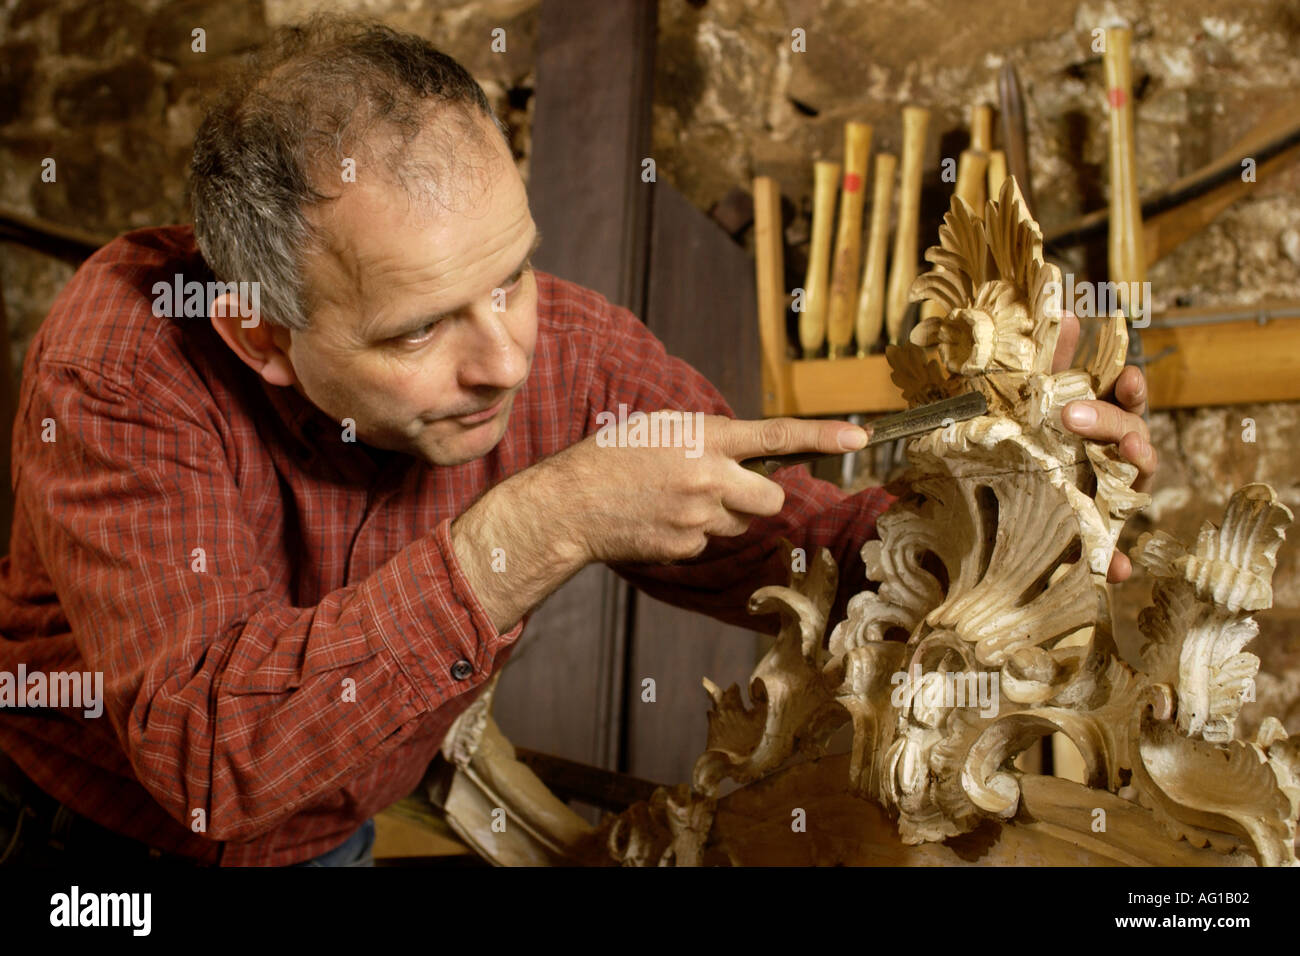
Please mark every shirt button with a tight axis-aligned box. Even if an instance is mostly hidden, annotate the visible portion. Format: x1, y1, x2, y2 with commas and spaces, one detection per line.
451, 659, 473, 681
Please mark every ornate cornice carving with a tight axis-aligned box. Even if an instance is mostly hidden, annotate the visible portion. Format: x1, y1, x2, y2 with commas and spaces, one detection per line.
589, 179, 1297, 866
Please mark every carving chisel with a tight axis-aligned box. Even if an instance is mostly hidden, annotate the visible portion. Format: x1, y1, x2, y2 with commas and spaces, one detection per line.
987, 149, 1008, 197
801, 160, 841, 358
969, 104, 993, 155
826, 122, 872, 357
954, 148, 990, 210
740, 392, 988, 476
998, 61, 1035, 216
1104, 23, 1149, 421
854, 151, 897, 355
885, 106, 929, 346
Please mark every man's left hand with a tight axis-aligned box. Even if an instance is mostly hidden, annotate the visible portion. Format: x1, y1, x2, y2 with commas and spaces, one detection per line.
1050, 312, 1157, 584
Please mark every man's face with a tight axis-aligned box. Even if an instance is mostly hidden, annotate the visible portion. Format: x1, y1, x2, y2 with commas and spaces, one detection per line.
280, 111, 539, 467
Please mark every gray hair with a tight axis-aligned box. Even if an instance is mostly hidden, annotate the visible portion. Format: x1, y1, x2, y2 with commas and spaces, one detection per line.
188, 14, 510, 331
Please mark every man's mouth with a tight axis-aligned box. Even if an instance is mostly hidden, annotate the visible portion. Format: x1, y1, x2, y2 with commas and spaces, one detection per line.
448, 396, 506, 425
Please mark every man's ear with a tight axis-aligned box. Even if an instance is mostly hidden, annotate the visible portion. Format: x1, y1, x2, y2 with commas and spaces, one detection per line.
210, 294, 297, 387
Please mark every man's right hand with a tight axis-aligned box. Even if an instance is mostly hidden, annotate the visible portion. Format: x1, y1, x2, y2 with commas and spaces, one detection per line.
450, 412, 868, 634
550, 412, 869, 564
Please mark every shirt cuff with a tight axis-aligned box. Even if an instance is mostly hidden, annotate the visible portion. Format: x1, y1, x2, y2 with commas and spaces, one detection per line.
433, 517, 526, 652
359, 519, 525, 711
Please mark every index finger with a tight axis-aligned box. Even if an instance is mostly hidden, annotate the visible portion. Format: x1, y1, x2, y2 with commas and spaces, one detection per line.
716, 416, 869, 461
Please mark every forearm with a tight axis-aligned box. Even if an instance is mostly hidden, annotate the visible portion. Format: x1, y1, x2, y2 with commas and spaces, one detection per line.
450, 454, 591, 633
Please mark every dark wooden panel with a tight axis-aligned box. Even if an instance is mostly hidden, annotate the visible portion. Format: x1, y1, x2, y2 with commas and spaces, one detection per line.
640, 185, 762, 419
527, 0, 657, 311
492, 0, 658, 775
625, 591, 765, 786
493, 564, 627, 768
626, 182, 763, 786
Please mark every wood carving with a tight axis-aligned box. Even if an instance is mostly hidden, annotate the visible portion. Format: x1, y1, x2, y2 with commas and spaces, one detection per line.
425, 673, 595, 865
432, 178, 1298, 867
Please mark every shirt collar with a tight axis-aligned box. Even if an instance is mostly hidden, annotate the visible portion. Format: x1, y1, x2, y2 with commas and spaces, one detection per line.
258, 376, 405, 483
259, 376, 330, 450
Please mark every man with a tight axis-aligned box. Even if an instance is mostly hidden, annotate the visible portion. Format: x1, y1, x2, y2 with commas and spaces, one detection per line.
0, 17, 1155, 866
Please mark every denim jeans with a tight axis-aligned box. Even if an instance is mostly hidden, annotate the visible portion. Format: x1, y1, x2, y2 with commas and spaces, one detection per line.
289, 819, 376, 867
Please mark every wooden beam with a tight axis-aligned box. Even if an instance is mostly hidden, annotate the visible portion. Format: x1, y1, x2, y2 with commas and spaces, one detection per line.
1043, 97, 1300, 259
760, 304, 1300, 417
1142, 132, 1300, 264
0, 205, 111, 264
783, 355, 905, 416
630, 182, 766, 787
1142, 311, 1300, 409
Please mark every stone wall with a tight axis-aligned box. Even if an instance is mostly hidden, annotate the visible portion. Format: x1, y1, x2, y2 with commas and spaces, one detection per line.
0, 0, 538, 373
2, 0, 1297, 738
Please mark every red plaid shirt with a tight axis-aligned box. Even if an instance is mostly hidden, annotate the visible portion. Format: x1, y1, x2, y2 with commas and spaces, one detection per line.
0, 226, 893, 865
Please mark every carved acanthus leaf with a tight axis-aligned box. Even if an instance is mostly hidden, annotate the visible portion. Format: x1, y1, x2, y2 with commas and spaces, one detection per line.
884, 342, 957, 407
1135, 717, 1296, 866
692, 543, 844, 796
606, 785, 717, 867
1134, 484, 1293, 745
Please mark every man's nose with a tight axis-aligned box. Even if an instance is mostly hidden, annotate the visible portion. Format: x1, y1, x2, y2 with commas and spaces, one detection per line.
456, 307, 528, 390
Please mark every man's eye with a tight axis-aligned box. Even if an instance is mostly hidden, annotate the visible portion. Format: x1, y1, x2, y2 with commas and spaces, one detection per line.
401, 321, 439, 343
489, 269, 528, 308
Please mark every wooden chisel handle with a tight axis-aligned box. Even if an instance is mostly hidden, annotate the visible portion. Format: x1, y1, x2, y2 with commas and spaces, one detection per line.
826, 123, 872, 358
854, 152, 896, 355
954, 148, 990, 210
1104, 25, 1147, 323
801, 160, 840, 358
886, 106, 929, 345
987, 149, 1007, 198
970, 104, 993, 154
752, 176, 788, 416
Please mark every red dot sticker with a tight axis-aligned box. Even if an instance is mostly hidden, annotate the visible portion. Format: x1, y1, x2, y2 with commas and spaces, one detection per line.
843, 172, 862, 192
1107, 87, 1127, 109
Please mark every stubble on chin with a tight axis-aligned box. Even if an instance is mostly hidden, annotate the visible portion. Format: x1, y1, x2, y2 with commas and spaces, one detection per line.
408, 414, 506, 467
